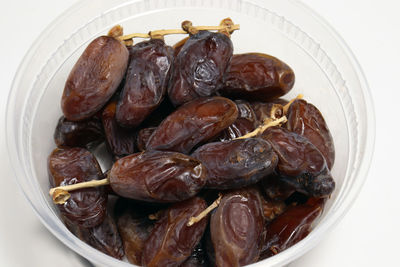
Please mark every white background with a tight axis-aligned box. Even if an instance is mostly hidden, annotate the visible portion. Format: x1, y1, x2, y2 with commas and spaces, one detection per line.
1, 0, 399, 266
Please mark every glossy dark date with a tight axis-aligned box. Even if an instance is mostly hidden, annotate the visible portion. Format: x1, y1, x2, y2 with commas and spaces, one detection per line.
261, 198, 325, 259
61, 36, 129, 121
147, 97, 238, 154
53, 115, 104, 149
218, 100, 257, 141
48, 147, 106, 228
260, 173, 297, 202
261, 127, 335, 197
102, 100, 135, 159
192, 138, 278, 190
116, 39, 174, 127
142, 197, 208, 267
168, 31, 233, 106
286, 99, 335, 169
221, 53, 295, 102
211, 188, 264, 267
109, 151, 207, 202
76, 214, 124, 259
136, 127, 156, 152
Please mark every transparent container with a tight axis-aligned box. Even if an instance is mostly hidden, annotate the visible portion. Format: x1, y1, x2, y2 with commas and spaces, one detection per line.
5, 0, 375, 266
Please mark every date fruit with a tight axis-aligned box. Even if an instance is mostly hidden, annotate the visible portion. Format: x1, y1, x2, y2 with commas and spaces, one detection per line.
48, 147, 106, 228
116, 39, 174, 127
261, 127, 335, 197
136, 127, 156, 151
54, 115, 104, 149
192, 138, 278, 190
218, 100, 258, 141
109, 151, 207, 202
142, 197, 208, 267
286, 99, 335, 169
210, 188, 264, 267
61, 36, 129, 121
251, 100, 287, 124
102, 100, 135, 159
261, 198, 325, 259
221, 53, 295, 102
76, 214, 124, 259
168, 31, 233, 106
146, 96, 238, 154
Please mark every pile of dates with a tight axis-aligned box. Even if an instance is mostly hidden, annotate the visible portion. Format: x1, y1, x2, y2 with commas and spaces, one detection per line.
48, 21, 335, 267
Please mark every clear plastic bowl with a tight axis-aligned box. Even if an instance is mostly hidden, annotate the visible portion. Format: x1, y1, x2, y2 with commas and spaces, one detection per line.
5, 0, 375, 266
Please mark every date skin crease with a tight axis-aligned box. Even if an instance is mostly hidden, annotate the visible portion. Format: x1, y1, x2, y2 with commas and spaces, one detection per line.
62, 36, 129, 121
146, 96, 238, 154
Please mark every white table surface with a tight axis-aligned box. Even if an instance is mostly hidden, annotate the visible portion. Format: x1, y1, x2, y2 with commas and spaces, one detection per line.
1, 0, 399, 266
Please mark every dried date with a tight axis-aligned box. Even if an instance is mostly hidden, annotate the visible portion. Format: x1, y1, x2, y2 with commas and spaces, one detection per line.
102, 100, 135, 159
286, 99, 335, 169
48, 147, 106, 228
251, 100, 287, 124
109, 151, 207, 202
136, 127, 156, 151
146, 97, 238, 154
53, 115, 104, 149
261, 127, 335, 197
260, 198, 325, 259
61, 36, 129, 121
116, 39, 174, 127
168, 31, 233, 106
142, 197, 208, 267
191, 138, 278, 190
221, 53, 295, 102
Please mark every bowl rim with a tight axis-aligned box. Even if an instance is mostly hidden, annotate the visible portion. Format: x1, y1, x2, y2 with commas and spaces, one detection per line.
5, 0, 375, 266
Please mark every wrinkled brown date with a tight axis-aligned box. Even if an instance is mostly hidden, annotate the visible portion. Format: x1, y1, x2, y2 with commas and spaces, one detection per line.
146, 97, 238, 154
116, 39, 174, 127
53, 115, 104, 149
102, 100, 135, 159
286, 99, 335, 169
76, 214, 124, 259
109, 151, 207, 202
261, 198, 325, 259
260, 173, 297, 202
168, 31, 233, 106
218, 100, 258, 141
211, 188, 264, 267
261, 127, 335, 197
61, 36, 129, 121
136, 127, 156, 151
192, 138, 278, 190
221, 53, 295, 102
48, 147, 106, 228
114, 198, 157, 265
142, 197, 208, 267
251, 99, 287, 124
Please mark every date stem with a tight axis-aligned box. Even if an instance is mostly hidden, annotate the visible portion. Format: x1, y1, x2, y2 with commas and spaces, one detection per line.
283, 94, 303, 114
235, 116, 288, 140
118, 18, 239, 41
187, 194, 222, 226
49, 178, 110, 204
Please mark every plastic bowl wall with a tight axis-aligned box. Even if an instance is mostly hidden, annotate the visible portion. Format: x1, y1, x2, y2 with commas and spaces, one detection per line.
6, 0, 374, 266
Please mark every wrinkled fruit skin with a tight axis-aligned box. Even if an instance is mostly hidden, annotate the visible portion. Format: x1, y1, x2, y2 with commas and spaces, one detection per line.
192, 138, 278, 190
53, 115, 104, 149
261, 127, 335, 197
286, 99, 335, 169
168, 31, 233, 106
142, 197, 208, 267
221, 53, 295, 102
218, 100, 257, 141
48, 147, 106, 228
115, 198, 156, 265
62, 36, 129, 121
102, 100, 135, 159
76, 214, 124, 259
109, 151, 207, 202
147, 97, 238, 154
211, 188, 264, 267
251, 100, 286, 124
261, 198, 325, 259
136, 127, 156, 151
116, 39, 174, 127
